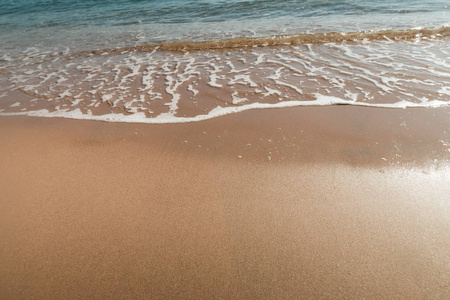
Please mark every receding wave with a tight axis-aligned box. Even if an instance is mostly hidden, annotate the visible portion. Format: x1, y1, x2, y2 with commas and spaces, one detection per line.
80, 27, 450, 55
1, 26, 449, 124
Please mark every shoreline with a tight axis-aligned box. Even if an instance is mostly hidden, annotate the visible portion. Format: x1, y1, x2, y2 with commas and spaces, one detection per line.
3, 105, 447, 166
2, 36, 449, 122
2, 101, 449, 125
1, 105, 449, 299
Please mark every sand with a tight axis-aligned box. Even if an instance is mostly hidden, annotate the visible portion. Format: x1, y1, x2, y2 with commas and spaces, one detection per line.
1, 106, 449, 299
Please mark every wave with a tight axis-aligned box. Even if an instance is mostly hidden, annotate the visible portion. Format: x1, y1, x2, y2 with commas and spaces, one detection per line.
1, 26, 449, 124
78, 26, 450, 55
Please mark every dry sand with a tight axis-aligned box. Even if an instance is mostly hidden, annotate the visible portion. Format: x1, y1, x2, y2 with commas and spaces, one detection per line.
1, 106, 449, 299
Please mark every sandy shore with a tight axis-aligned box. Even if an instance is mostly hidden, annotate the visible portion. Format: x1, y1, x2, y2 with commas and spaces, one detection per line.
1, 106, 449, 299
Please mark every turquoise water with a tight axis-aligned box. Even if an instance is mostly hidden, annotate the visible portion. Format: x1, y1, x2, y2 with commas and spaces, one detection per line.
1, 0, 449, 29
1, 0, 449, 51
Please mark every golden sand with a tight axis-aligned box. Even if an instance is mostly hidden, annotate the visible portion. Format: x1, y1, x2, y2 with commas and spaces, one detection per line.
1, 106, 449, 299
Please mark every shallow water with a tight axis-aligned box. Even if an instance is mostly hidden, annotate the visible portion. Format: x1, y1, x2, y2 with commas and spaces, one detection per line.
0, 0, 449, 123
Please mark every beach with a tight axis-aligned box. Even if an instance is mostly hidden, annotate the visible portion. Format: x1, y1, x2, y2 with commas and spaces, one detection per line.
1, 105, 449, 299
1, 0, 450, 298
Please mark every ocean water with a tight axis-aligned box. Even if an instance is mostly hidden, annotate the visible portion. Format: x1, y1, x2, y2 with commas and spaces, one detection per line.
0, 0, 449, 123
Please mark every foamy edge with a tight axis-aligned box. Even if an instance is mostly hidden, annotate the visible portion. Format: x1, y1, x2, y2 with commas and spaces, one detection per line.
1, 95, 448, 124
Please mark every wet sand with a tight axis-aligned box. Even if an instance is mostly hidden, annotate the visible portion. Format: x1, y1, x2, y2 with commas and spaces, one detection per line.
1, 106, 449, 299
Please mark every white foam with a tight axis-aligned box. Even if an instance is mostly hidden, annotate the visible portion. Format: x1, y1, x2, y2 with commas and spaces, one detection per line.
229, 74, 258, 87
263, 87, 282, 98
208, 74, 223, 88
275, 80, 303, 95
187, 84, 198, 96
2, 35, 449, 125
231, 91, 247, 104
2, 95, 448, 124
438, 86, 450, 96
